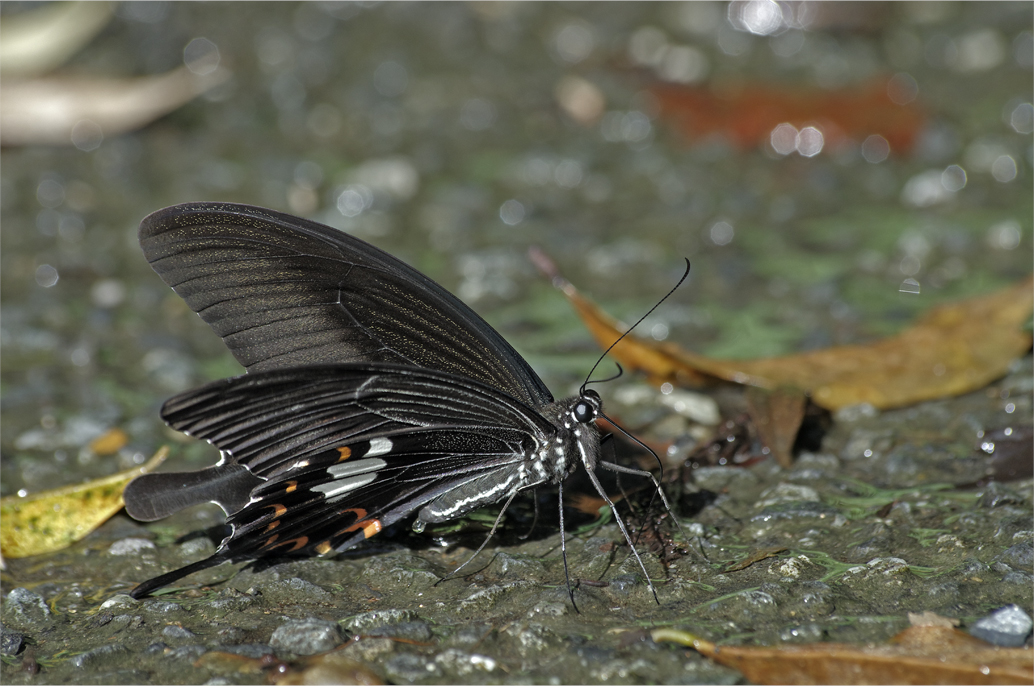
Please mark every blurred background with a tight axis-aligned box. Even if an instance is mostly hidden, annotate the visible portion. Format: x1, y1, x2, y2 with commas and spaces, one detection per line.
1, 1, 1031, 495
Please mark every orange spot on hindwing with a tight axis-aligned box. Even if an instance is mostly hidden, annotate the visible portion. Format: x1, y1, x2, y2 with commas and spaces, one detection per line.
284, 480, 298, 493
268, 503, 287, 518
334, 508, 380, 539
315, 541, 333, 555
337, 446, 352, 461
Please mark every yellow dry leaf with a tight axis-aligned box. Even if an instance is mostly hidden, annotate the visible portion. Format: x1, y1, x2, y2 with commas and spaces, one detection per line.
0, 446, 168, 559
561, 275, 1033, 411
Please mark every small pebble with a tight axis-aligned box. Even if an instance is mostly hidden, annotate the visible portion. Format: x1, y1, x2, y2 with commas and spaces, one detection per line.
108, 538, 156, 556
2, 588, 51, 631
99, 594, 138, 611
162, 625, 198, 643
72, 643, 129, 668
970, 605, 1033, 647
269, 618, 343, 655
1, 628, 25, 656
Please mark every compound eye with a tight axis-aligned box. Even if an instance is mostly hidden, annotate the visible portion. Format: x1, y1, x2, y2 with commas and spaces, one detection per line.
573, 401, 594, 423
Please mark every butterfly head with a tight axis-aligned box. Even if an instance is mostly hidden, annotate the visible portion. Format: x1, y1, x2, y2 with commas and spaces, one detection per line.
570, 389, 601, 425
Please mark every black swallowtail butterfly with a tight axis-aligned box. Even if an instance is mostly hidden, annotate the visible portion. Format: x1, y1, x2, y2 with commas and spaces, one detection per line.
123, 202, 682, 601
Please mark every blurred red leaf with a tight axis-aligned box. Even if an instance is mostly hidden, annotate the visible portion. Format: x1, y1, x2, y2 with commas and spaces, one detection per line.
650, 78, 925, 153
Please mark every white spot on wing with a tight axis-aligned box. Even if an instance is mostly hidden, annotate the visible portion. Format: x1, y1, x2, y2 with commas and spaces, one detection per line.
313, 473, 377, 501
366, 437, 393, 457
327, 458, 387, 479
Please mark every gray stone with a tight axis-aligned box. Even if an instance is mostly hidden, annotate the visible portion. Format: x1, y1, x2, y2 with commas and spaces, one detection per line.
343, 608, 415, 632
1, 627, 25, 656
166, 644, 206, 660
270, 618, 343, 655
2, 588, 52, 631
211, 643, 273, 659
108, 538, 156, 555
99, 594, 138, 611
366, 621, 433, 642
979, 482, 1025, 509
161, 625, 198, 643
999, 542, 1033, 569
141, 600, 183, 615
72, 643, 129, 668
970, 605, 1033, 647
384, 652, 441, 681
751, 500, 840, 523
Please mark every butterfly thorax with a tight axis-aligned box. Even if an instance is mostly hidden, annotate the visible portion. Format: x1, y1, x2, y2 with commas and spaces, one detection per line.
413, 391, 602, 528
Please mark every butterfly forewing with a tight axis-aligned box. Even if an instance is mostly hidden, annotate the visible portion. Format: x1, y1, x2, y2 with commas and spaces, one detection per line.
156, 364, 552, 477
140, 202, 553, 407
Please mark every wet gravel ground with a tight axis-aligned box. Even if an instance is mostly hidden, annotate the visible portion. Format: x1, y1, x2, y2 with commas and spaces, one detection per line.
2, 2, 1032, 683
1, 358, 1031, 684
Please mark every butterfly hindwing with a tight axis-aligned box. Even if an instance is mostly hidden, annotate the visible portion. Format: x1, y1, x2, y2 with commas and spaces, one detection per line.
139, 203, 553, 407
124, 363, 560, 589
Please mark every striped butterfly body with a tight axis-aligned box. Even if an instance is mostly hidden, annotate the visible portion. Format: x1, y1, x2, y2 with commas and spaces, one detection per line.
124, 202, 673, 600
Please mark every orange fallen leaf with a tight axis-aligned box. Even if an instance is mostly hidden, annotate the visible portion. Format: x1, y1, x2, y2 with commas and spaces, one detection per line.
650, 79, 926, 153
554, 271, 1033, 412
652, 625, 1034, 685
88, 427, 129, 456
0, 446, 168, 558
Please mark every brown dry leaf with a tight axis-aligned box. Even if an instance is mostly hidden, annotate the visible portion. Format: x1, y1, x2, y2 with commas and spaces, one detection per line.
722, 546, 788, 573
555, 272, 1033, 411
745, 386, 807, 468
908, 611, 961, 628
274, 652, 384, 685
653, 625, 1034, 685
0, 446, 168, 559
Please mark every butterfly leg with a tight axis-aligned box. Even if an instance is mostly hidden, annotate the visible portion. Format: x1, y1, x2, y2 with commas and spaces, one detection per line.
597, 460, 687, 541
438, 489, 519, 584
518, 488, 539, 540
557, 479, 579, 613
582, 465, 660, 604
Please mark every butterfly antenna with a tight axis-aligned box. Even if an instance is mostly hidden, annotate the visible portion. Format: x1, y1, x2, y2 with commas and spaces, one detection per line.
584, 363, 623, 389
580, 259, 690, 395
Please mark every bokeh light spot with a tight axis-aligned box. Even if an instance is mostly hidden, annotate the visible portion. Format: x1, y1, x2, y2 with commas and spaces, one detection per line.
709, 220, 734, 246
861, 135, 890, 163
183, 37, 220, 75
499, 199, 525, 226
35, 264, 59, 288
796, 126, 824, 157
886, 72, 919, 105
940, 164, 967, 192
71, 120, 103, 151
991, 155, 1017, 182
